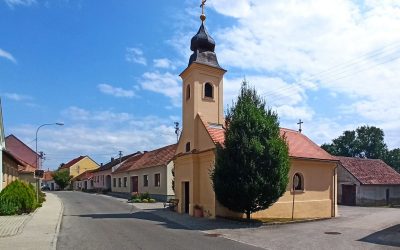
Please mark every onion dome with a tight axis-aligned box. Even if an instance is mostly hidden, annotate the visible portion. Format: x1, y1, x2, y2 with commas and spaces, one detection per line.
188, 21, 222, 69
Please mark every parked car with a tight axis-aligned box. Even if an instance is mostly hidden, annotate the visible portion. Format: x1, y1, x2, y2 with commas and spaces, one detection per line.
41, 185, 50, 191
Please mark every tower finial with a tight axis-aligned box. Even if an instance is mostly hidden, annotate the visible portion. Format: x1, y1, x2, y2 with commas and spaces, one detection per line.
200, 0, 207, 22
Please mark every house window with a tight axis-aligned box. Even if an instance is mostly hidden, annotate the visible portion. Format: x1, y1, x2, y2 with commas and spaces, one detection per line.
123, 177, 127, 187
143, 175, 148, 187
185, 142, 190, 152
293, 173, 304, 191
154, 173, 160, 187
118, 178, 122, 187
113, 178, 116, 187
204, 82, 213, 98
186, 85, 190, 100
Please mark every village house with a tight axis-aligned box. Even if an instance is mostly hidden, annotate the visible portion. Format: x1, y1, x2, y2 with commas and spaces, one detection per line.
72, 170, 96, 191
112, 144, 176, 201
58, 155, 99, 179
92, 152, 140, 192
173, 14, 338, 219
42, 170, 59, 191
337, 156, 400, 206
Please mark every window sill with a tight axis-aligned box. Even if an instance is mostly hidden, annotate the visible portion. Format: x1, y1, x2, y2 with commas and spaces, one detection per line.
202, 97, 215, 102
291, 190, 305, 194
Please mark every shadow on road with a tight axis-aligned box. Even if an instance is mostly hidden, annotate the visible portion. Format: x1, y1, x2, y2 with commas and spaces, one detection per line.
359, 224, 400, 247
70, 209, 263, 231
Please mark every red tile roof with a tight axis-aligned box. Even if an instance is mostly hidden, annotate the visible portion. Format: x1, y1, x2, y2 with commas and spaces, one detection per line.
115, 144, 177, 173
72, 170, 95, 181
59, 156, 86, 170
337, 156, 400, 185
198, 115, 334, 161
43, 171, 54, 181
5, 134, 39, 168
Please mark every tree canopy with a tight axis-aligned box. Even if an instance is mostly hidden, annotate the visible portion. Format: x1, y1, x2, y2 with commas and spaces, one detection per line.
52, 170, 72, 190
321, 126, 400, 172
211, 82, 290, 220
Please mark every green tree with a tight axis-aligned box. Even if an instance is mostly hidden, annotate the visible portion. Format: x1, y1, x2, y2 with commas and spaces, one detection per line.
385, 148, 400, 173
322, 126, 387, 159
211, 82, 290, 220
52, 170, 72, 190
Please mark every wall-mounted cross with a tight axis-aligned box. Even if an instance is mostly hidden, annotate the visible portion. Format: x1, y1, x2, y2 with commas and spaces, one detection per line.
297, 119, 304, 133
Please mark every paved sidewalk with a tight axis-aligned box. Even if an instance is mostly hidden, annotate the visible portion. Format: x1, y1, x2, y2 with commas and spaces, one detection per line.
0, 192, 63, 250
0, 214, 31, 238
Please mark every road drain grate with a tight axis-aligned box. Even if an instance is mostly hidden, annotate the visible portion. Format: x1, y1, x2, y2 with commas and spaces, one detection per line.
205, 233, 222, 237
324, 232, 341, 235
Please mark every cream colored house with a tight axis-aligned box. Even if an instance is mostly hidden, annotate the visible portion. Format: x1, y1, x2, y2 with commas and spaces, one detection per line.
112, 144, 176, 201
173, 14, 338, 219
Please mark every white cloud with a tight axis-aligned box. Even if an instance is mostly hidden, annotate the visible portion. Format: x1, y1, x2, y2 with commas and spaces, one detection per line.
0, 48, 17, 64
125, 47, 147, 65
4, 0, 36, 8
97, 83, 135, 98
3, 93, 32, 101
12, 108, 177, 169
153, 58, 175, 69
202, 0, 400, 148
141, 71, 181, 107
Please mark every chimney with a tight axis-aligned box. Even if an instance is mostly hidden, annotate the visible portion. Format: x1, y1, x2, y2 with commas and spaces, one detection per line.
100, 163, 103, 167
111, 157, 114, 162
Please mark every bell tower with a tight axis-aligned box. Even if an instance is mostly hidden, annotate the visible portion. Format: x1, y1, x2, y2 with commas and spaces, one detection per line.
179, 4, 226, 153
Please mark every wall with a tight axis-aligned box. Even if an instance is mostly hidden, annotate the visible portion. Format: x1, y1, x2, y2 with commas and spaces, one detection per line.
111, 163, 174, 201
216, 159, 337, 219
2, 152, 19, 189
69, 157, 99, 178
93, 169, 112, 190
19, 173, 35, 186
358, 185, 400, 205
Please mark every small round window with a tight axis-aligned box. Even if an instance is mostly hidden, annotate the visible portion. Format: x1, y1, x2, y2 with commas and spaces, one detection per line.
293, 173, 304, 191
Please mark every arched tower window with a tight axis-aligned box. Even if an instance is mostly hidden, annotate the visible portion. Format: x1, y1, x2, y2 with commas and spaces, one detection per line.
204, 82, 213, 98
186, 85, 190, 100
293, 173, 304, 191
185, 142, 191, 152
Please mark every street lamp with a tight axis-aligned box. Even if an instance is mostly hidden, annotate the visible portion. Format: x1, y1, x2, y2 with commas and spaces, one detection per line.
35, 122, 64, 201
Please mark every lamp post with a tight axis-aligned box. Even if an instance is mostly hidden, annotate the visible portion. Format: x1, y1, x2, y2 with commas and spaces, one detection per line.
35, 122, 64, 201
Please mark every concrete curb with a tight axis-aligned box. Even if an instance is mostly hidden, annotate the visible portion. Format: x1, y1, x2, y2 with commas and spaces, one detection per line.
50, 194, 64, 250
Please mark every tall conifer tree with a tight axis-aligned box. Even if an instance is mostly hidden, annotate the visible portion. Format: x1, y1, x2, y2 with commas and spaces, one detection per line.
212, 82, 290, 220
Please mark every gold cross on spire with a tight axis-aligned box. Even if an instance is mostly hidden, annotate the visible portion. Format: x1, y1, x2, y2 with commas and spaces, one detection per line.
200, 0, 207, 21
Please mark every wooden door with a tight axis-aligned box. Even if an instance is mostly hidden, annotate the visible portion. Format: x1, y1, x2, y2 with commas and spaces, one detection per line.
184, 182, 190, 214
131, 176, 138, 193
341, 184, 356, 205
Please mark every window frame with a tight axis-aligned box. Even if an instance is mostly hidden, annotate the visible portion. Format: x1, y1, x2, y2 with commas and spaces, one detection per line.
123, 177, 128, 187
204, 82, 214, 99
154, 173, 161, 187
292, 172, 304, 192
143, 174, 149, 187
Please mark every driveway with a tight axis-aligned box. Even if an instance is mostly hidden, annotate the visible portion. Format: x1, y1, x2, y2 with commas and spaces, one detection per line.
206, 206, 400, 250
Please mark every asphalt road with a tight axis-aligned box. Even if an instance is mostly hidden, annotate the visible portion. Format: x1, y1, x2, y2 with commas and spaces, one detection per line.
55, 191, 260, 250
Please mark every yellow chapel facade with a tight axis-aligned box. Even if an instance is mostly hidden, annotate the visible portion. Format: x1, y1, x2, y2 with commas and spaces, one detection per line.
173, 12, 338, 219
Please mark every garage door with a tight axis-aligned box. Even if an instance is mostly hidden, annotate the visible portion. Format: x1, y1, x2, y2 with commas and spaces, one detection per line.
341, 184, 356, 205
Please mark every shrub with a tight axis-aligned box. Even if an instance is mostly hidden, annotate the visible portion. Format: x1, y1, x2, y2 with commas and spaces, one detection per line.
0, 180, 38, 215
132, 198, 141, 203
148, 199, 156, 203
131, 192, 140, 200
139, 192, 150, 200
141, 199, 149, 203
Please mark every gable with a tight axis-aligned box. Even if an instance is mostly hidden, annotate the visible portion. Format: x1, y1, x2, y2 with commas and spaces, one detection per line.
5, 134, 38, 168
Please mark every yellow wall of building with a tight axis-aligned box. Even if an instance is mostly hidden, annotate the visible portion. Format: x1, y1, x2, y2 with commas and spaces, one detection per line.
69, 157, 99, 178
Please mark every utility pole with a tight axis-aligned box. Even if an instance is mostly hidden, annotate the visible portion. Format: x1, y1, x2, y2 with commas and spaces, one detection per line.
119, 151, 123, 163
174, 122, 180, 143
297, 119, 303, 133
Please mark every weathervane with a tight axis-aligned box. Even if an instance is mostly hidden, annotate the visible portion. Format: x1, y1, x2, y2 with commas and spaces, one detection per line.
200, 0, 207, 21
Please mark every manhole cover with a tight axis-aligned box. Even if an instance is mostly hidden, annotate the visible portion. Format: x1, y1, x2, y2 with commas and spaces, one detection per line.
205, 233, 222, 237
324, 232, 341, 235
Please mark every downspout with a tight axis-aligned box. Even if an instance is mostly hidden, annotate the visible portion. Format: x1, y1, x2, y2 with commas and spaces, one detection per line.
291, 175, 295, 220
332, 165, 337, 217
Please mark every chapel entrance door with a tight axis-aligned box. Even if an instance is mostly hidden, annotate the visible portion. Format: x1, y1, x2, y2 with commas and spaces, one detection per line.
183, 182, 190, 214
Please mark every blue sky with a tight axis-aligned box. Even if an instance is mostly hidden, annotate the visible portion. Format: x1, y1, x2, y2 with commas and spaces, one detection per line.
1, 0, 400, 169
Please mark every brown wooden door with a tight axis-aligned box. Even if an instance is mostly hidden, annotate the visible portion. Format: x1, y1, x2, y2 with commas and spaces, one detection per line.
131, 176, 138, 193
341, 184, 356, 205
